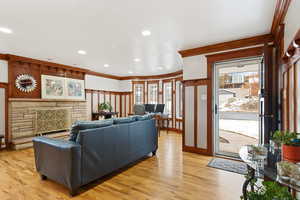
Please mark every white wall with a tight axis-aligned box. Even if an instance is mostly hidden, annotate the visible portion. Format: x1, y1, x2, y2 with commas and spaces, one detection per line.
119, 80, 132, 92
284, 0, 300, 51
183, 55, 207, 80
85, 74, 120, 91
0, 60, 8, 83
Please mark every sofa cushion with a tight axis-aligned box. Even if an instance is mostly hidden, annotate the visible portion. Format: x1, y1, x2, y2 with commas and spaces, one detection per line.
136, 114, 151, 121
69, 119, 113, 141
113, 116, 136, 124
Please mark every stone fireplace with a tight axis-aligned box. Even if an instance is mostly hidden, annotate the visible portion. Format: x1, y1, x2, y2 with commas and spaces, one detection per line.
8, 99, 87, 143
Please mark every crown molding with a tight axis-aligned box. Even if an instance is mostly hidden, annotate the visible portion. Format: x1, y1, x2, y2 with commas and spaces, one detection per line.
178, 34, 273, 58
0, 53, 183, 80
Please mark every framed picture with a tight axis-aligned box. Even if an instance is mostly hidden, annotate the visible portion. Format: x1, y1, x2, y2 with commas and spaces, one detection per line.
65, 78, 85, 100
41, 75, 85, 100
41, 75, 66, 99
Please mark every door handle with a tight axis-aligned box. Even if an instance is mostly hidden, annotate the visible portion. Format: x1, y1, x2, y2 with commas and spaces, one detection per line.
215, 104, 218, 114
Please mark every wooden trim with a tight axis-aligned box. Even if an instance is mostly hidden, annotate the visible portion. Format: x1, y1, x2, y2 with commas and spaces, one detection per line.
179, 34, 273, 57
206, 47, 264, 62
194, 86, 198, 147
271, 0, 292, 36
0, 82, 9, 148
3, 53, 183, 81
182, 146, 212, 156
182, 79, 210, 87
86, 70, 120, 80
205, 46, 264, 156
119, 70, 183, 80
282, 29, 300, 67
147, 80, 159, 104
6, 54, 87, 73
0, 53, 8, 60
286, 69, 290, 131
294, 63, 297, 131
182, 85, 185, 149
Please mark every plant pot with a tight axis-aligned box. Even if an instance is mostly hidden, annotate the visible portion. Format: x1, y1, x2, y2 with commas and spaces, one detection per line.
282, 144, 300, 163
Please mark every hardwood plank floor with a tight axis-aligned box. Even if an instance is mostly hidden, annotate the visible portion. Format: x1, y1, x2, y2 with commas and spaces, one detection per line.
0, 131, 244, 200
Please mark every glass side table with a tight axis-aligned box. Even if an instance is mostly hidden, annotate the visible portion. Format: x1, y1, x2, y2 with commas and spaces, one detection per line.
239, 145, 300, 200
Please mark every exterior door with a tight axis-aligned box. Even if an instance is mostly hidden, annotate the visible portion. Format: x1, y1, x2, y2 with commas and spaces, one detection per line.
214, 57, 263, 157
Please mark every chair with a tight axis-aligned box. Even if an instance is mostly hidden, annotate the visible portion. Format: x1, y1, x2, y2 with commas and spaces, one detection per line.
133, 104, 145, 115
154, 104, 165, 113
144, 104, 155, 113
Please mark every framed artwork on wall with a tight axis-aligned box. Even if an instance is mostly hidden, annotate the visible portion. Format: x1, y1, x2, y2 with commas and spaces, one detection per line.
65, 78, 85, 100
41, 75, 85, 100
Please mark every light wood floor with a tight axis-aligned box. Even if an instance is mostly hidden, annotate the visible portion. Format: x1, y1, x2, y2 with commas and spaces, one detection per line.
0, 131, 244, 200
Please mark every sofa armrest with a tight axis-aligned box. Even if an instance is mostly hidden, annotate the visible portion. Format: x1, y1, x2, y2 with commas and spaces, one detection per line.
33, 137, 81, 192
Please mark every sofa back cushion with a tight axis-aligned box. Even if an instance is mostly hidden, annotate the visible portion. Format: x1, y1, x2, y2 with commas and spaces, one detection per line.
136, 114, 151, 121
113, 116, 136, 124
69, 119, 113, 141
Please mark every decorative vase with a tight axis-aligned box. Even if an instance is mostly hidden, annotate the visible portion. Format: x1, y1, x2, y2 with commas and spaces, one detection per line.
282, 144, 300, 163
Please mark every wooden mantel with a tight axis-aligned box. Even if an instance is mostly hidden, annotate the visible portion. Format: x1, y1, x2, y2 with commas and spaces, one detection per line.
8, 98, 87, 102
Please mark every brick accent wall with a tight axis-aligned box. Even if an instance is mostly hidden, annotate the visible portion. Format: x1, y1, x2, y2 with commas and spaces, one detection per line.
9, 100, 87, 140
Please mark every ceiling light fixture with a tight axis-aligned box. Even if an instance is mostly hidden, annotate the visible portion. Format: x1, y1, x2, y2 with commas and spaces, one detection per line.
141, 30, 151, 36
134, 58, 141, 62
128, 71, 133, 74
77, 50, 87, 55
0, 27, 13, 34
104, 64, 109, 68
157, 67, 163, 70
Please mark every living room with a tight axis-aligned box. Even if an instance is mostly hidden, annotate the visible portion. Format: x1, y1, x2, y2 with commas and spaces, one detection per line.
0, 0, 300, 199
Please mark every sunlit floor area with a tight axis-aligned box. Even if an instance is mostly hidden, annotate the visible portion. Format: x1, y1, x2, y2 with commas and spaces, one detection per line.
0, 131, 244, 200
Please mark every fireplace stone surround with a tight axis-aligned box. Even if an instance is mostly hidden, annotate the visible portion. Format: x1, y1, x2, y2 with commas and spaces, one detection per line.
8, 98, 87, 144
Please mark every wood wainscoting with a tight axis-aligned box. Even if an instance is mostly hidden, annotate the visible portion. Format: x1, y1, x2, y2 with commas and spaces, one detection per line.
182, 79, 212, 156
85, 89, 132, 119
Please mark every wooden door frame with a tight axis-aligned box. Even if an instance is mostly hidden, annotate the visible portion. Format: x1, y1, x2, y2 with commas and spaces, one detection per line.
0, 82, 9, 148
206, 47, 265, 156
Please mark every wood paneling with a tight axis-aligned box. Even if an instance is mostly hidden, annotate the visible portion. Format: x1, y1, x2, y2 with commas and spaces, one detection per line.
85, 89, 132, 119
182, 80, 212, 156
7, 55, 85, 98
0, 83, 8, 147
179, 34, 273, 57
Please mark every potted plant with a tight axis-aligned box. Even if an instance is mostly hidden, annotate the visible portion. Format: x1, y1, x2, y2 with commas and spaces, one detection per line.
272, 130, 300, 163
241, 181, 295, 200
98, 102, 112, 112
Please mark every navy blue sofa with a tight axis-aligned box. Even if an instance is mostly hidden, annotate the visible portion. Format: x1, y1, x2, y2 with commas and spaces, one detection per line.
32, 117, 158, 195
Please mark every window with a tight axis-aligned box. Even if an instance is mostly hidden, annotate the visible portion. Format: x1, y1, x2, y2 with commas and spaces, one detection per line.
148, 82, 158, 104
133, 83, 144, 104
176, 81, 183, 118
163, 81, 172, 117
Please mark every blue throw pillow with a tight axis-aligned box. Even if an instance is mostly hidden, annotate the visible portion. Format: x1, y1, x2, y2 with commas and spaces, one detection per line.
113, 116, 136, 124
69, 119, 113, 141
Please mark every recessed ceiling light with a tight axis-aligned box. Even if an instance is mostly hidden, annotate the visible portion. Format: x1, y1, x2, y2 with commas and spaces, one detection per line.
134, 58, 141, 62
77, 50, 87, 55
157, 66, 164, 70
104, 64, 109, 68
128, 71, 133, 74
141, 30, 151, 36
0, 27, 13, 34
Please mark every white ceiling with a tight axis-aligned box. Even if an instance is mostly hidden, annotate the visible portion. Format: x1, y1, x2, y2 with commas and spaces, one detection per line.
0, 0, 276, 76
